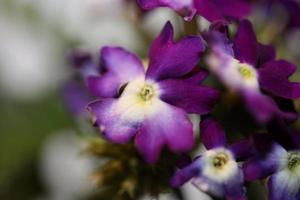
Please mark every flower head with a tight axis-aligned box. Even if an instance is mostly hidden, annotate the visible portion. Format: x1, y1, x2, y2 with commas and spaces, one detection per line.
206, 20, 300, 123
243, 133, 300, 200
171, 117, 253, 199
86, 22, 219, 163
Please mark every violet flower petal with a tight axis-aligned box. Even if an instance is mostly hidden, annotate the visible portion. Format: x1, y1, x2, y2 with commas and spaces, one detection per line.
87, 99, 138, 144
225, 167, 246, 200
159, 79, 220, 114
268, 172, 300, 200
135, 102, 194, 163
258, 60, 300, 99
233, 20, 258, 66
229, 139, 255, 161
88, 47, 145, 97
146, 22, 205, 81
200, 117, 226, 150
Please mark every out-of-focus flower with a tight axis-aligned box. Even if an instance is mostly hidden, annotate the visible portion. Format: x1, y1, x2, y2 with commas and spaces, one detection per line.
39, 131, 95, 200
171, 117, 253, 199
206, 20, 300, 123
0, 14, 66, 101
243, 134, 300, 200
87, 22, 219, 163
138, 0, 252, 22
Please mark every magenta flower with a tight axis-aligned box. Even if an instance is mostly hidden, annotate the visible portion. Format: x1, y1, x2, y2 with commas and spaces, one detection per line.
138, 0, 252, 22
243, 134, 300, 200
171, 117, 253, 199
206, 20, 300, 123
86, 22, 219, 163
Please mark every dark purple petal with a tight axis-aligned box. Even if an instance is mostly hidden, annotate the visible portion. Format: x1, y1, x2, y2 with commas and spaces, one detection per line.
244, 91, 297, 123
146, 22, 205, 81
135, 102, 194, 163
233, 20, 259, 66
258, 60, 300, 99
225, 167, 246, 200
138, 0, 196, 21
88, 47, 145, 97
194, 0, 251, 22
229, 139, 255, 161
171, 157, 202, 187
243, 142, 286, 181
257, 44, 276, 66
159, 79, 220, 114
200, 117, 226, 150
179, 68, 209, 84
268, 172, 300, 200
87, 99, 138, 144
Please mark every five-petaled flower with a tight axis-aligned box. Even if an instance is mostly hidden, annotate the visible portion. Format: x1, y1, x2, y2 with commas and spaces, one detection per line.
206, 20, 300, 123
171, 117, 253, 200
138, 0, 252, 22
244, 134, 300, 200
86, 22, 219, 163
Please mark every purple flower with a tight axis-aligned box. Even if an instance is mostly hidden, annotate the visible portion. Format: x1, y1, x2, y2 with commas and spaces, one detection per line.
171, 117, 252, 199
138, 0, 197, 21
206, 20, 300, 123
138, 0, 252, 22
86, 22, 219, 163
243, 134, 300, 200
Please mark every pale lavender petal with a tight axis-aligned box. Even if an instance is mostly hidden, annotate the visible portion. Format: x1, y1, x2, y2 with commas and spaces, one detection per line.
268, 172, 300, 200
88, 47, 145, 97
192, 175, 225, 198
159, 79, 220, 114
87, 99, 138, 144
200, 117, 226, 150
146, 22, 205, 81
233, 20, 258, 66
225, 167, 246, 200
135, 102, 194, 163
258, 60, 300, 99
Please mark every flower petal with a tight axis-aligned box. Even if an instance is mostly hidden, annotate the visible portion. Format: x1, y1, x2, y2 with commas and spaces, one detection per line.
171, 157, 203, 187
159, 79, 219, 114
146, 22, 205, 81
87, 99, 138, 144
225, 167, 246, 200
88, 47, 145, 97
138, 0, 196, 21
200, 117, 226, 150
192, 175, 225, 198
268, 171, 300, 200
243, 142, 287, 181
195, 0, 251, 22
135, 102, 194, 163
229, 139, 255, 161
258, 60, 300, 99
257, 44, 276, 66
233, 20, 258, 66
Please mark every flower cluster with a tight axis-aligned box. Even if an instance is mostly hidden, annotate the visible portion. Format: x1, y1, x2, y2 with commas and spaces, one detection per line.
63, 1, 300, 199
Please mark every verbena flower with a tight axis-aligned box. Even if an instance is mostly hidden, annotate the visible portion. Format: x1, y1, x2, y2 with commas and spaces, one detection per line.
171, 117, 253, 199
243, 134, 300, 200
138, 0, 252, 22
86, 22, 219, 163
206, 20, 300, 123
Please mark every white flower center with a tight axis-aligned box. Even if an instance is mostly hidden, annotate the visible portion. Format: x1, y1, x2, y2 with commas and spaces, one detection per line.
202, 148, 238, 183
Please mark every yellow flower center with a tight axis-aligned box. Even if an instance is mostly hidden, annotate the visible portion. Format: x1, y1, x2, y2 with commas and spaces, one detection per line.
287, 152, 300, 171
139, 84, 155, 101
213, 152, 229, 169
238, 64, 256, 80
